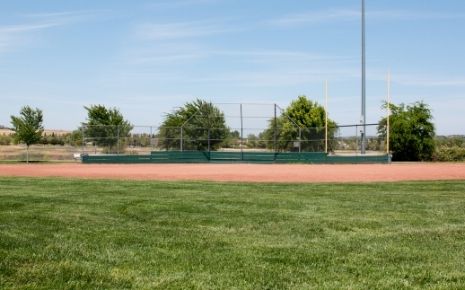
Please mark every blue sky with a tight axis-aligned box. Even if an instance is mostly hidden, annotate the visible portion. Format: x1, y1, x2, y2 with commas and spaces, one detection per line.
0, 0, 464, 134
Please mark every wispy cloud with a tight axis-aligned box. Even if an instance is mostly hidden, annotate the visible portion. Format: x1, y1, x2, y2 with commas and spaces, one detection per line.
0, 10, 107, 53
395, 75, 465, 87
100, 58, 360, 88
165, 67, 359, 87
149, 0, 222, 10
213, 50, 354, 64
271, 9, 359, 27
271, 8, 464, 27
123, 42, 208, 65
22, 10, 106, 22
0, 22, 59, 34
0, 23, 56, 53
135, 21, 235, 40
125, 40, 354, 66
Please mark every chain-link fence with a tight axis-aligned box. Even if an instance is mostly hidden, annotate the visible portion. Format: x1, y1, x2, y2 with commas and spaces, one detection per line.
0, 103, 387, 162
79, 124, 385, 156
0, 124, 385, 162
333, 123, 386, 155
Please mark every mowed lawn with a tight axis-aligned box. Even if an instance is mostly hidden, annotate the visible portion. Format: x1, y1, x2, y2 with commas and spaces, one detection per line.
1, 178, 465, 289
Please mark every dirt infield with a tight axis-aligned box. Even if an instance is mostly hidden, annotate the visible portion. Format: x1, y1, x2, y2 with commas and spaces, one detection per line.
0, 163, 464, 183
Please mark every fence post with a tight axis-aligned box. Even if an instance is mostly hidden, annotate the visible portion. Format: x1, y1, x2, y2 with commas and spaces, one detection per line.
273, 103, 277, 153
208, 129, 211, 152
150, 126, 153, 150
81, 127, 85, 155
180, 127, 183, 152
240, 103, 244, 160
299, 127, 302, 153
117, 125, 120, 155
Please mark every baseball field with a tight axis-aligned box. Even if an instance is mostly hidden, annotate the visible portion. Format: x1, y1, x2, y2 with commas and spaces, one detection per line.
1, 163, 465, 289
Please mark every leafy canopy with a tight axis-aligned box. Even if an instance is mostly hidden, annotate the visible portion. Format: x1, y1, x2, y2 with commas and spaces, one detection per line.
10, 106, 44, 147
81, 105, 133, 152
262, 96, 337, 152
159, 99, 229, 151
378, 101, 435, 161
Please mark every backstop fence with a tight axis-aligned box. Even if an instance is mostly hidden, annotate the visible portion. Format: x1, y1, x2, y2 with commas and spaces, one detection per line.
79, 123, 384, 155
79, 103, 386, 156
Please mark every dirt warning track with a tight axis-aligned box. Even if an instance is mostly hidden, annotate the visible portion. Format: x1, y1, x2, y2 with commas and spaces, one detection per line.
0, 163, 464, 183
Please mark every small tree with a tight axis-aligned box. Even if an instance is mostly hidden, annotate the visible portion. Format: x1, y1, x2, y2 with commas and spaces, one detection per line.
158, 99, 229, 151
81, 105, 133, 153
10, 106, 44, 163
262, 96, 337, 152
378, 101, 435, 161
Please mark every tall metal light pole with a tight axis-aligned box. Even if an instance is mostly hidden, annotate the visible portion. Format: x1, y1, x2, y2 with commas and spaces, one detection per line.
386, 71, 391, 155
325, 81, 329, 154
361, 0, 367, 154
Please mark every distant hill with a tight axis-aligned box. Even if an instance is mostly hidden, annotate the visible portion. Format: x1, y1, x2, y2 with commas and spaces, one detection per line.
437, 135, 465, 138
43, 129, 72, 136
0, 128, 72, 136
0, 128, 14, 136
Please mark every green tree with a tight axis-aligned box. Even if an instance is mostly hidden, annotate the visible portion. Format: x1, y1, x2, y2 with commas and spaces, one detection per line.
158, 99, 229, 151
262, 96, 337, 152
81, 105, 133, 153
378, 101, 435, 161
10, 106, 44, 163
66, 130, 84, 147
245, 133, 266, 149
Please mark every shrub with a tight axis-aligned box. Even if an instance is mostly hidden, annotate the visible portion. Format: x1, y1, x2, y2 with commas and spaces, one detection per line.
0, 135, 12, 145
433, 146, 465, 162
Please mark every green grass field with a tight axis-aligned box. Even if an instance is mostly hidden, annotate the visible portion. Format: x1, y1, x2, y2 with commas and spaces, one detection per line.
1, 178, 465, 289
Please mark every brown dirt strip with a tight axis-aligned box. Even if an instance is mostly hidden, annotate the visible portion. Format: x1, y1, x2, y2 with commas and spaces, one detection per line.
0, 163, 464, 183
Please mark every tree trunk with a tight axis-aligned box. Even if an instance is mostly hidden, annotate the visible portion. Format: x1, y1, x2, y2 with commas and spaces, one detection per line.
26, 145, 29, 164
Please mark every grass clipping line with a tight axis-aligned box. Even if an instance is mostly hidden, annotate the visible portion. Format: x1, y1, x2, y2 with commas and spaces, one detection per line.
1, 178, 465, 289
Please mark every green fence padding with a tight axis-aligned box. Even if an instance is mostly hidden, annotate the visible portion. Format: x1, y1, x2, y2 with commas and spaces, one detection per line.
83, 151, 389, 164
149, 151, 210, 163
209, 152, 242, 161
82, 154, 152, 164
243, 152, 276, 162
326, 155, 390, 164
275, 152, 327, 163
